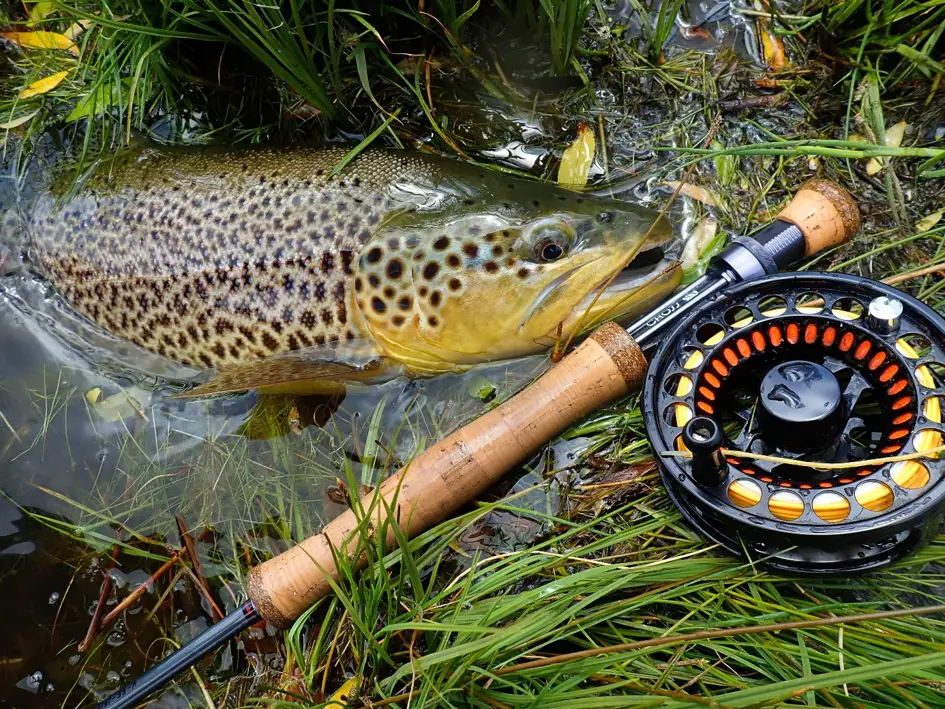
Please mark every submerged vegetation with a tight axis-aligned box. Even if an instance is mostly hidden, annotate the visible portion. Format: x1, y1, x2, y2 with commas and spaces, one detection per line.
0, 0, 945, 707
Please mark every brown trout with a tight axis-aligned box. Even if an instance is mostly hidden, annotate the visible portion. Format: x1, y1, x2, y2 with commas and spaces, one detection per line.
26, 145, 680, 395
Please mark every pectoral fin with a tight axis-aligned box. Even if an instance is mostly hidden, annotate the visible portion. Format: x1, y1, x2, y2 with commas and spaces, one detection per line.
174, 347, 404, 398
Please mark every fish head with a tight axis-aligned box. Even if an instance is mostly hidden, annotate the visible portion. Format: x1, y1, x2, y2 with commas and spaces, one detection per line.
355, 185, 680, 374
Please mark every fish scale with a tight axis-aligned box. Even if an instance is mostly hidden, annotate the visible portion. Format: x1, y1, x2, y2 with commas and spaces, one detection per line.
24, 144, 679, 393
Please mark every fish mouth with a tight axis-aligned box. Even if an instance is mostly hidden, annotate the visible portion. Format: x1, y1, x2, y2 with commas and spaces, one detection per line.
576, 246, 680, 324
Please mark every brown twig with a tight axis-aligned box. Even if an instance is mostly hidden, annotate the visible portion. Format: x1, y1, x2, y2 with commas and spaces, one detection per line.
100, 528, 212, 628
78, 541, 121, 652
176, 516, 222, 621
882, 262, 945, 286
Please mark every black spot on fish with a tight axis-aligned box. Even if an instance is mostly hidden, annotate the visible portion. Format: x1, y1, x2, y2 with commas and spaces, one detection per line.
517, 267, 530, 279
355, 277, 363, 292
387, 238, 399, 250
392, 315, 405, 327
369, 274, 380, 288
418, 286, 428, 297
485, 261, 499, 273
314, 282, 327, 301
297, 331, 312, 347
367, 247, 382, 263
262, 333, 279, 351
321, 253, 335, 272
371, 297, 386, 314
386, 260, 403, 279
199, 353, 213, 367
505, 256, 517, 267
447, 254, 461, 268
433, 235, 450, 250
301, 310, 317, 328
430, 291, 442, 307
321, 308, 334, 325
423, 262, 440, 280
341, 251, 354, 275
463, 243, 480, 258
448, 278, 462, 291
384, 286, 395, 298
238, 326, 256, 344
428, 316, 439, 327
229, 345, 240, 358
398, 295, 412, 311
359, 230, 372, 243
333, 283, 345, 303
493, 245, 504, 257
212, 342, 226, 359
287, 334, 299, 350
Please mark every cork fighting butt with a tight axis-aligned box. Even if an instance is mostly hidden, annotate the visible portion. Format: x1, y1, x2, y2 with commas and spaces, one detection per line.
777, 179, 861, 256
247, 323, 645, 627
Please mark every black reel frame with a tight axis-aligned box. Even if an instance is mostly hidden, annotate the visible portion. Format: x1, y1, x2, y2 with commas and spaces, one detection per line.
644, 272, 945, 573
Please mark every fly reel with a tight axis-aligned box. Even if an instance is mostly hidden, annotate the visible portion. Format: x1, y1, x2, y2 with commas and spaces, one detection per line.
644, 272, 945, 573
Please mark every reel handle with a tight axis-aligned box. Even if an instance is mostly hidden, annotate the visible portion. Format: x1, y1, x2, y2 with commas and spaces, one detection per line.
248, 324, 643, 626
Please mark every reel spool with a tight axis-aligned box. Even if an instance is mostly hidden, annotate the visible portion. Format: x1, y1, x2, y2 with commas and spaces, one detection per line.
644, 272, 945, 573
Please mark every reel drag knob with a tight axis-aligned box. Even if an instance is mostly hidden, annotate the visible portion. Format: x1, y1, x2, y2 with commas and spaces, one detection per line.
757, 360, 844, 455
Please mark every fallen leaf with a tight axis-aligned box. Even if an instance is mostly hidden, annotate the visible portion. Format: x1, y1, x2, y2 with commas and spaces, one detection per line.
18, 70, 69, 99
1, 31, 78, 56
681, 215, 718, 270
325, 676, 357, 709
85, 388, 103, 404
0, 109, 40, 130
89, 387, 149, 423
64, 19, 93, 42
558, 121, 596, 188
27, 1, 56, 25
662, 180, 720, 207
915, 210, 944, 232
758, 19, 788, 73
866, 120, 907, 175
66, 78, 132, 122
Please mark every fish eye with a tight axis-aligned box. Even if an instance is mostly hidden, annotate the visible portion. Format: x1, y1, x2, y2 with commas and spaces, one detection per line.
536, 237, 566, 262
597, 211, 615, 223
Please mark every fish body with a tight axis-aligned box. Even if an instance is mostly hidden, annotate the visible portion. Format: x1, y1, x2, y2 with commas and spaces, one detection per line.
27, 145, 679, 393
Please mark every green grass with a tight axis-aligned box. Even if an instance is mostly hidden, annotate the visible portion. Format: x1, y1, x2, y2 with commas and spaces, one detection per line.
1, 0, 945, 707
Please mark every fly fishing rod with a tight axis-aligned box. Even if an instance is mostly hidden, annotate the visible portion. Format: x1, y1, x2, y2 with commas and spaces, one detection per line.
98, 179, 862, 709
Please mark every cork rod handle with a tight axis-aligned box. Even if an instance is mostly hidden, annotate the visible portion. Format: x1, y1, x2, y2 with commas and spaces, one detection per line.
247, 323, 645, 626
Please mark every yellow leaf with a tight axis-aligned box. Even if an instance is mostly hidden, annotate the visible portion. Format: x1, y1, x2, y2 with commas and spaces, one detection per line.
19, 70, 69, 99
885, 120, 907, 148
1, 31, 78, 55
916, 210, 944, 232
864, 121, 908, 176
758, 19, 789, 73
326, 676, 358, 709
64, 19, 93, 42
89, 387, 149, 423
682, 216, 718, 270
558, 121, 596, 188
85, 388, 103, 404
27, 1, 56, 25
662, 181, 720, 207
0, 108, 40, 129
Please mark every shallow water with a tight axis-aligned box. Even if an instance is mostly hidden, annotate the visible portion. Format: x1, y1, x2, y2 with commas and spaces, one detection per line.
0, 131, 632, 705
